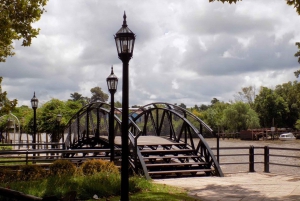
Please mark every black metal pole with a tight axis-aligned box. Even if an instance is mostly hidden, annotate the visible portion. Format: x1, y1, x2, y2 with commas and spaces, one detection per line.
121, 58, 129, 201
264, 146, 270, 173
109, 91, 115, 162
249, 145, 255, 172
33, 108, 36, 150
217, 132, 220, 163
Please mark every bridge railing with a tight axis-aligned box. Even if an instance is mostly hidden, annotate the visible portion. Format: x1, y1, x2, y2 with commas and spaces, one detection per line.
211, 146, 300, 174
0, 148, 121, 166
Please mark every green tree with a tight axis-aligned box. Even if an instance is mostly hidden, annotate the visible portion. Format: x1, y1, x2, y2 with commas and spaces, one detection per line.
0, 77, 17, 115
275, 81, 300, 128
211, 98, 220, 105
178, 103, 187, 109
0, 0, 48, 62
254, 87, 288, 128
115, 101, 122, 108
34, 98, 81, 142
234, 86, 256, 108
294, 42, 300, 77
202, 101, 228, 131
70, 92, 84, 101
90, 87, 109, 103
223, 102, 260, 132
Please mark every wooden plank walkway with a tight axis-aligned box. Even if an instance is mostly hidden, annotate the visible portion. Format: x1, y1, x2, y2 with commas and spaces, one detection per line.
100, 136, 183, 146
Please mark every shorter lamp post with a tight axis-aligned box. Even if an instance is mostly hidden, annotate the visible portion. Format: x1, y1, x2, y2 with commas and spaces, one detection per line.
107, 66, 118, 162
56, 113, 62, 148
31, 92, 38, 150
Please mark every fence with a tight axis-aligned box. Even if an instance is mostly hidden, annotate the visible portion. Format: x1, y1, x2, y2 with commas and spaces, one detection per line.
0, 143, 300, 174
0, 143, 121, 167
212, 146, 300, 174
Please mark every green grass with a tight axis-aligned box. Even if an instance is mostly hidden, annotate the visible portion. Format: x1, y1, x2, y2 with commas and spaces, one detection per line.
0, 173, 200, 200
0, 160, 201, 201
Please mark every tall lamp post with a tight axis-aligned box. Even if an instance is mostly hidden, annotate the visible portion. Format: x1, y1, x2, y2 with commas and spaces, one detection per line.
107, 66, 118, 162
56, 113, 62, 147
31, 92, 38, 150
114, 12, 135, 201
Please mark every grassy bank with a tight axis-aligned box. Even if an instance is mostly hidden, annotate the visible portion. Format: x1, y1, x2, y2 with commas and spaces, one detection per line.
0, 159, 200, 200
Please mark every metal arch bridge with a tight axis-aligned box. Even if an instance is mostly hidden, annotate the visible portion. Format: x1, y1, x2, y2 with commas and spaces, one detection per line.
63, 102, 223, 178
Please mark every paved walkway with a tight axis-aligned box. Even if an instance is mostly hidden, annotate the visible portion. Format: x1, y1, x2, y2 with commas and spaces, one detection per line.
154, 173, 300, 201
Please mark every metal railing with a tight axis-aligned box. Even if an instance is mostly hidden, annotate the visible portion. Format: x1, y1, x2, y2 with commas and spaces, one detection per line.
1, 144, 300, 174
0, 145, 121, 167
211, 146, 300, 173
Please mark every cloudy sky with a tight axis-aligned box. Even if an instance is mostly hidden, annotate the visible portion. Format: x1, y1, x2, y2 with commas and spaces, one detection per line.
1, 0, 300, 108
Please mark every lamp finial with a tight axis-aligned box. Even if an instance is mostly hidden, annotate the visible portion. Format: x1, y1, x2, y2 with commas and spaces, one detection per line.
122, 11, 127, 27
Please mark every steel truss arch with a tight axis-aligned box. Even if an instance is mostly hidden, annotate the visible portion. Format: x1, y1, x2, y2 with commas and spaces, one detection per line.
63, 101, 223, 177
128, 102, 223, 177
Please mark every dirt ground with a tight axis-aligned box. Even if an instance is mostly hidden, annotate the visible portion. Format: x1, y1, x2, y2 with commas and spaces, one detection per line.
203, 138, 300, 175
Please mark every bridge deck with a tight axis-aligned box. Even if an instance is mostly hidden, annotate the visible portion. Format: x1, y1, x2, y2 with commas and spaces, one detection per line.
100, 136, 183, 146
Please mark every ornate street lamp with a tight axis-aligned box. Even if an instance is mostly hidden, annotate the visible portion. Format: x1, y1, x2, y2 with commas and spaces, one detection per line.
114, 12, 135, 201
107, 66, 118, 162
31, 92, 38, 150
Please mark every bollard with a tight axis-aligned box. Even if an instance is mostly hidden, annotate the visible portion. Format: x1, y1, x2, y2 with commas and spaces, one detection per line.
264, 146, 270, 173
249, 145, 255, 172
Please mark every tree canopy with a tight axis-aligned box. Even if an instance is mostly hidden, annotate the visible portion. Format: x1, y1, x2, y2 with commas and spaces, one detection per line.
0, 0, 48, 62
210, 0, 300, 15
0, 77, 17, 114
90, 87, 109, 103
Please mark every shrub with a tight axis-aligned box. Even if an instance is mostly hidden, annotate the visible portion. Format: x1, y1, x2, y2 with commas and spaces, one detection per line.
79, 172, 121, 199
18, 165, 45, 181
80, 159, 119, 175
0, 168, 17, 183
49, 159, 76, 176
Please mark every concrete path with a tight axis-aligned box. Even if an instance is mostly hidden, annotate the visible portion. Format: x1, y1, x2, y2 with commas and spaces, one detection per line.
154, 173, 300, 201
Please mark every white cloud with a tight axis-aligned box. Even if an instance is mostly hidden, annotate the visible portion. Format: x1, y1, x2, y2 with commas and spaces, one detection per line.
1, 0, 300, 109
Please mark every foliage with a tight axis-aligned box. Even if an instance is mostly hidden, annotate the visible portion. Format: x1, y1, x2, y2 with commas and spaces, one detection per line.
223, 102, 260, 132
80, 159, 119, 175
0, 171, 196, 201
90, 86, 109, 103
115, 101, 122, 108
294, 42, 300, 77
0, 0, 48, 62
295, 119, 300, 130
0, 168, 16, 183
234, 86, 256, 108
49, 159, 77, 176
33, 99, 81, 142
0, 145, 12, 150
18, 164, 45, 181
274, 81, 300, 128
254, 87, 289, 128
202, 101, 229, 131
70, 92, 84, 101
0, 77, 17, 115
79, 172, 121, 199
